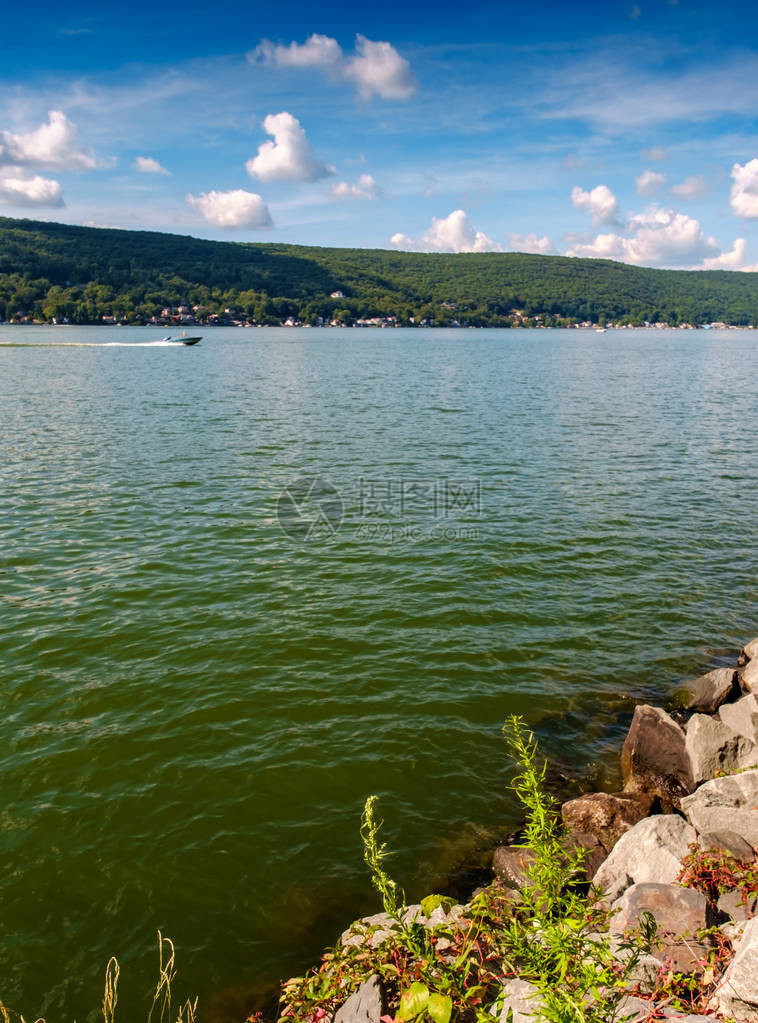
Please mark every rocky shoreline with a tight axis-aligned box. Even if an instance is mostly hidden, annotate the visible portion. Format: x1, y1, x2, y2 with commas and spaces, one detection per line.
278, 637, 758, 1023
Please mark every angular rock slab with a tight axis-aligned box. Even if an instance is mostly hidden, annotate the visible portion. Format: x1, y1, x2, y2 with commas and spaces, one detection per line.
685, 667, 738, 713
680, 769, 758, 852
743, 637, 758, 662
561, 790, 654, 852
697, 829, 756, 861
718, 889, 758, 922
333, 976, 384, 1023
740, 658, 758, 694
685, 713, 758, 785
622, 705, 694, 809
593, 814, 696, 903
610, 882, 713, 974
709, 915, 758, 1021
719, 694, 758, 743
490, 978, 543, 1023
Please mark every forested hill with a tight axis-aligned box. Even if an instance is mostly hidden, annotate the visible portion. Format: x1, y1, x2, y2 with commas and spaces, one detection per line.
1, 216, 757, 327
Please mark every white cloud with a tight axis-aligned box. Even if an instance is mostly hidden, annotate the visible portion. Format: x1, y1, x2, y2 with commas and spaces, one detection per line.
246, 112, 332, 183
571, 184, 620, 225
636, 169, 666, 196
390, 210, 502, 253
252, 34, 342, 70
729, 159, 758, 218
0, 110, 97, 170
186, 189, 272, 229
332, 173, 382, 200
344, 35, 417, 101
565, 204, 744, 268
508, 232, 556, 255
642, 146, 669, 161
134, 156, 170, 175
701, 238, 747, 270
670, 175, 707, 199
250, 33, 416, 101
0, 170, 64, 206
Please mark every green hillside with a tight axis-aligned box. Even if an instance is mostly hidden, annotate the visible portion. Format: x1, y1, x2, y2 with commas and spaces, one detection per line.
1, 216, 757, 327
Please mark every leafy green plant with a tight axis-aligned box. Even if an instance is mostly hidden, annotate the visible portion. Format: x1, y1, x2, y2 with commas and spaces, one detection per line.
497, 715, 657, 1023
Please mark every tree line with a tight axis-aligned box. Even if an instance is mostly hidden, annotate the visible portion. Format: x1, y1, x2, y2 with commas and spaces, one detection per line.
1, 216, 757, 327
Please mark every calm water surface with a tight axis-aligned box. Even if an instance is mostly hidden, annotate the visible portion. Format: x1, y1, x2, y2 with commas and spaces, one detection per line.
1, 325, 757, 1019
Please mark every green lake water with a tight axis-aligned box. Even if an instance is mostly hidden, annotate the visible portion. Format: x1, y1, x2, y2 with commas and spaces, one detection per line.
1, 325, 757, 1019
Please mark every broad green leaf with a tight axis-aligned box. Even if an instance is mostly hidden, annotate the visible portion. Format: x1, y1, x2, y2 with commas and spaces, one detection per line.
420, 894, 455, 918
397, 982, 429, 1021
427, 993, 452, 1023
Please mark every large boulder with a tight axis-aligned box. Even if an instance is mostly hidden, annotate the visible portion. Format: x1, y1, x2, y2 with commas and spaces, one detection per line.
621, 705, 694, 809
685, 667, 739, 713
333, 976, 384, 1023
610, 882, 713, 973
698, 829, 755, 860
680, 769, 758, 852
685, 713, 758, 785
709, 915, 758, 1021
719, 693, 758, 742
718, 889, 758, 922
592, 815, 696, 902
561, 791, 654, 853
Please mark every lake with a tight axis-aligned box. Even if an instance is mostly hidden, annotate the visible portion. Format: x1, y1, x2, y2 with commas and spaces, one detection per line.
1, 324, 757, 1019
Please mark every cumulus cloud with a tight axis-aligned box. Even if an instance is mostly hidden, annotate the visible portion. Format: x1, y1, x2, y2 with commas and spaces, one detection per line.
390, 210, 502, 253
246, 112, 332, 183
253, 33, 342, 70
134, 156, 170, 175
565, 204, 749, 269
345, 35, 417, 100
186, 189, 272, 229
670, 175, 707, 199
636, 170, 666, 196
508, 232, 557, 255
701, 238, 748, 270
0, 110, 97, 170
729, 159, 758, 218
571, 184, 620, 225
332, 173, 382, 199
0, 170, 64, 206
250, 33, 417, 101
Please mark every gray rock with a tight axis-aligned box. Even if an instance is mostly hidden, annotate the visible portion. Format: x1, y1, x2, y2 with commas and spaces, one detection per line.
490, 978, 543, 1023
697, 829, 756, 860
624, 953, 665, 994
739, 658, 758, 694
340, 912, 400, 949
686, 667, 739, 713
661, 1013, 718, 1022
333, 976, 384, 1023
492, 846, 535, 890
719, 694, 758, 743
685, 713, 758, 785
610, 882, 713, 974
718, 889, 758, 922
561, 791, 655, 852
621, 705, 694, 810
680, 769, 758, 851
709, 915, 758, 1021
616, 995, 657, 1022
593, 815, 696, 902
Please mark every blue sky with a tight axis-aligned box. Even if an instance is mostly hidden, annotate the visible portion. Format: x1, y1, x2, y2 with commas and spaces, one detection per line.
2, 0, 758, 269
